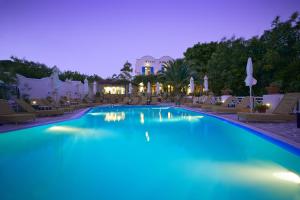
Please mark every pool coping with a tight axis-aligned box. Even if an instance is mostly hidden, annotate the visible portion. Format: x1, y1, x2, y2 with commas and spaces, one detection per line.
181, 106, 300, 156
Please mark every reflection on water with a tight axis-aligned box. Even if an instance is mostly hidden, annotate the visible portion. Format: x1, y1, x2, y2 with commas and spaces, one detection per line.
145, 131, 150, 142
186, 160, 300, 186
140, 112, 144, 124
104, 112, 125, 122
273, 171, 300, 184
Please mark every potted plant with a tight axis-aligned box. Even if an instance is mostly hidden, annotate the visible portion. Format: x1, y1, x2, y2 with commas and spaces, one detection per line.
266, 81, 281, 94
254, 104, 269, 113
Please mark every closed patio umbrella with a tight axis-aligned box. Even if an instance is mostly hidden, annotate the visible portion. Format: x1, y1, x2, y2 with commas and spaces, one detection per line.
204, 75, 209, 92
128, 83, 132, 95
93, 81, 97, 95
147, 81, 151, 95
83, 78, 89, 96
244, 57, 257, 112
156, 82, 160, 96
189, 77, 194, 94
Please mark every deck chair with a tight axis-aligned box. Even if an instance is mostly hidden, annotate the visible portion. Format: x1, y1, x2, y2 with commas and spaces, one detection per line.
0, 99, 36, 124
15, 99, 64, 117
212, 96, 250, 114
238, 93, 300, 122
151, 96, 159, 105
201, 96, 236, 111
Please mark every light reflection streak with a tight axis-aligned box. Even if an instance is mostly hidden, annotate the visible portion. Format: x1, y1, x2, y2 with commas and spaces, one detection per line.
140, 113, 144, 124
104, 112, 125, 122
47, 126, 113, 138
186, 160, 300, 185
145, 131, 150, 142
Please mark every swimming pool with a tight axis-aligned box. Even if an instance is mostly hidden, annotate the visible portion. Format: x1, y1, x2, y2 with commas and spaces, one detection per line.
0, 106, 299, 200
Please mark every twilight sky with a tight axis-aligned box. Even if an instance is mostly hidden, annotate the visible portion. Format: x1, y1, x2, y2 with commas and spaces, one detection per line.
0, 0, 299, 78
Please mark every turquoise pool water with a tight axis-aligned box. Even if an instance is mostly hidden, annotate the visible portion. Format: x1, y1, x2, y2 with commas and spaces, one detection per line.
0, 106, 300, 200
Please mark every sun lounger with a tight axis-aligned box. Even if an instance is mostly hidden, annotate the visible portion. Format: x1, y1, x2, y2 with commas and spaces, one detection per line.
212, 96, 250, 114
151, 96, 159, 105
15, 99, 64, 117
130, 96, 140, 105
237, 93, 300, 122
0, 99, 36, 124
201, 96, 236, 111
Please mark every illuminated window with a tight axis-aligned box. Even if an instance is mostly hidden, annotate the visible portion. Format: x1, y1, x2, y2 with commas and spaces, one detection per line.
103, 86, 125, 94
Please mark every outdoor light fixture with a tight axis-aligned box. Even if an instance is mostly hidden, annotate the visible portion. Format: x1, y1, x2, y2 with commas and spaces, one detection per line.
266, 103, 271, 108
32, 100, 37, 105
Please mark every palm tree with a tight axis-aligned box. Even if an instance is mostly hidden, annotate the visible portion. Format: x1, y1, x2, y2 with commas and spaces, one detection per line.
159, 59, 191, 104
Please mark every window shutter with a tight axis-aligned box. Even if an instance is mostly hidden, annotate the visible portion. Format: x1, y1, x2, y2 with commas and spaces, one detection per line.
150, 67, 154, 74
142, 67, 145, 75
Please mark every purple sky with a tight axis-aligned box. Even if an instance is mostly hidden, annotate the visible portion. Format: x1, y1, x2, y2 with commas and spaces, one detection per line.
0, 0, 299, 78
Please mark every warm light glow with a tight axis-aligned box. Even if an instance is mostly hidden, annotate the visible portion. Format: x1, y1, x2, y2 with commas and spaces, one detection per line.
104, 112, 125, 122
266, 103, 271, 108
88, 112, 105, 116
140, 112, 144, 124
273, 172, 300, 184
139, 82, 144, 93
103, 86, 125, 94
221, 100, 225, 103
47, 126, 83, 133
145, 131, 150, 142
32, 100, 37, 105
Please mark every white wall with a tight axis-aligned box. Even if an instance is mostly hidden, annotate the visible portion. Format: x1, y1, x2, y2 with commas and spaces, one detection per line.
17, 74, 90, 100
135, 55, 173, 75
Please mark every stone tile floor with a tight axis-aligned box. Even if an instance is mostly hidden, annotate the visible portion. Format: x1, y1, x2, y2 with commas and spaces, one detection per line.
218, 113, 300, 144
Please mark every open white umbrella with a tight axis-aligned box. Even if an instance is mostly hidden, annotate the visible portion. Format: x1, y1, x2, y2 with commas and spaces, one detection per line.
244, 57, 257, 112
204, 75, 209, 92
128, 83, 132, 95
189, 77, 194, 94
147, 81, 151, 95
156, 82, 160, 95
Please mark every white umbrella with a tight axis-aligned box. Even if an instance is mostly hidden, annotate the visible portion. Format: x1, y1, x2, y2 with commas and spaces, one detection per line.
93, 81, 97, 95
204, 75, 209, 92
189, 77, 194, 94
128, 83, 132, 95
147, 81, 151, 95
244, 57, 257, 112
83, 78, 89, 96
50, 68, 61, 103
156, 82, 160, 95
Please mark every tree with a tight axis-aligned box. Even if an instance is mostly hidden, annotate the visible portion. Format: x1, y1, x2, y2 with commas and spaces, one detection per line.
118, 61, 133, 82
160, 59, 191, 103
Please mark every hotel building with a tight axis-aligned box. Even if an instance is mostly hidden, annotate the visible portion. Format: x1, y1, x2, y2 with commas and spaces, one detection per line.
135, 56, 173, 75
